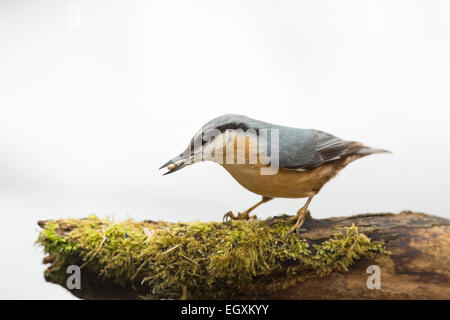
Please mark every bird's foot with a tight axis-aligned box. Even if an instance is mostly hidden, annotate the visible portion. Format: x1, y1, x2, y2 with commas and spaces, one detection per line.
223, 210, 257, 221
285, 210, 309, 239
285, 218, 305, 238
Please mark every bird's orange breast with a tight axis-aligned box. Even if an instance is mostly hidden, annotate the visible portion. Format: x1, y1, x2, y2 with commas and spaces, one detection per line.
221, 155, 359, 198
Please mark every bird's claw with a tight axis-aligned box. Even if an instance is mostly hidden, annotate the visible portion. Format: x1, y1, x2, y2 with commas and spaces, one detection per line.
285, 214, 307, 239
223, 211, 235, 221
223, 211, 257, 221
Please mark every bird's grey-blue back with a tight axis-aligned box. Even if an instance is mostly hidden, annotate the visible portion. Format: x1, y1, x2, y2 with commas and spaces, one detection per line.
199, 114, 354, 170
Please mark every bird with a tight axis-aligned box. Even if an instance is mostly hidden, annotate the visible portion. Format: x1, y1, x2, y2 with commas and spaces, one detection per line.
160, 114, 389, 236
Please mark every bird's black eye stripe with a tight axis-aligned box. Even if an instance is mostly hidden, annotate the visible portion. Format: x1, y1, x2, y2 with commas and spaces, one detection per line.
188, 122, 252, 152
215, 122, 249, 133
198, 122, 251, 146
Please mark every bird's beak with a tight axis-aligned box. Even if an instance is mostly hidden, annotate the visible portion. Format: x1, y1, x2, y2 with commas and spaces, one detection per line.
159, 154, 194, 175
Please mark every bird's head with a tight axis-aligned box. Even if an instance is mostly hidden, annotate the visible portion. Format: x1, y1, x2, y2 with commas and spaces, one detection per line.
159, 114, 253, 175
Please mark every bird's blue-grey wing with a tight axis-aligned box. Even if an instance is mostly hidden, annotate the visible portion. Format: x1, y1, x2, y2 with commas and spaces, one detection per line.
277, 128, 361, 170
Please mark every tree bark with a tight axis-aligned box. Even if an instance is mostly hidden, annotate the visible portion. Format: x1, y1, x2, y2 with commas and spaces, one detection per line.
38, 211, 450, 299
266, 211, 450, 299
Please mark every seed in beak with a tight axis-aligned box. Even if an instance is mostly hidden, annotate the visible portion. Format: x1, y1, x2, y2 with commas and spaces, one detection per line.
167, 163, 177, 170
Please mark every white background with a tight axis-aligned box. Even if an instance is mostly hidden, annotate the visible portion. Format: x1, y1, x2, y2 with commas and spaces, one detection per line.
1, 0, 449, 299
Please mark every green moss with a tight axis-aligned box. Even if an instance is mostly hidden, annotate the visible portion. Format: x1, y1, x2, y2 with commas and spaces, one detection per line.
37, 217, 388, 299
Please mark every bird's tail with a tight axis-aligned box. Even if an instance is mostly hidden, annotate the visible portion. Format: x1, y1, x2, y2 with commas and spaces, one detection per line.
356, 146, 391, 156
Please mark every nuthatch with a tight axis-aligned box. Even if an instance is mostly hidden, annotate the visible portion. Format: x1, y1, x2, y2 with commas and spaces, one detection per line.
160, 114, 389, 235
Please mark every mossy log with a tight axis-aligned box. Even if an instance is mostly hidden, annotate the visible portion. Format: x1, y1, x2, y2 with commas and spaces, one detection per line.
37, 211, 450, 299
